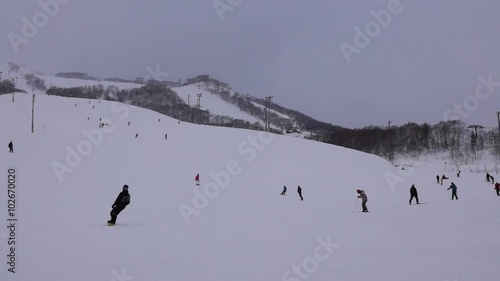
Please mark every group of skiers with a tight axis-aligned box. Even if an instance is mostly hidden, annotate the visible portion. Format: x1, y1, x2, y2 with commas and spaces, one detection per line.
280, 185, 304, 201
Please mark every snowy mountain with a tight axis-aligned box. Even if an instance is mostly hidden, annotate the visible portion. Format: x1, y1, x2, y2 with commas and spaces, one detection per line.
0, 91, 499, 280
0, 62, 318, 137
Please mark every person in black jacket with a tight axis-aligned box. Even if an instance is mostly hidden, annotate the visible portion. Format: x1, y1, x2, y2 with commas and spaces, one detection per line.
447, 182, 458, 200
409, 184, 419, 205
357, 189, 368, 212
280, 186, 287, 195
108, 185, 131, 225
8, 141, 13, 153
297, 186, 303, 201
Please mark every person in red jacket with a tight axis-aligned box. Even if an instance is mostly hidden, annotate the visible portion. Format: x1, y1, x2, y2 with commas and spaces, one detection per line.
195, 174, 200, 186
495, 182, 500, 196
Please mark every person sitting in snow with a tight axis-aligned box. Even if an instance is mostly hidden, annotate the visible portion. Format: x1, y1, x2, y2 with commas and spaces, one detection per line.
108, 185, 131, 225
441, 174, 448, 185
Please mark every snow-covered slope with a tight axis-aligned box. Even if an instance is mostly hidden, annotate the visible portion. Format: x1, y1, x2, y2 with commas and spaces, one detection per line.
172, 84, 263, 125
2, 62, 305, 135
0, 62, 142, 95
0, 93, 499, 281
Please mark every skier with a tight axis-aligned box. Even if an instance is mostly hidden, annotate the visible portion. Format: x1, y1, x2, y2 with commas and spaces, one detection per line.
357, 189, 368, 212
108, 185, 131, 225
297, 186, 303, 201
486, 173, 491, 183
409, 184, 419, 205
495, 182, 500, 196
491, 176, 495, 184
447, 182, 458, 200
165, 133, 168, 140
280, 186, 287, 195
436, 175, 440, 184
135, 133, 139, 138
195, 174, 200, 186
8, 141, 13, 153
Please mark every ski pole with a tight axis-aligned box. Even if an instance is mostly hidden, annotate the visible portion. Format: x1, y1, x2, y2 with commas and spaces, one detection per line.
353, 197, 359, 213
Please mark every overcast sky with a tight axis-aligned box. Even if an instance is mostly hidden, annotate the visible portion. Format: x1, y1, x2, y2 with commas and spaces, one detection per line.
1, 0, 500, 129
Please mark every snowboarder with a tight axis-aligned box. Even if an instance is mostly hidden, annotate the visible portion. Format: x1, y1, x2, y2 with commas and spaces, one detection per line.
357, 189, 368, 212
108, 185, 131, 225
495, 182, 500, 196
447, 182, 458, 200
436, 175, 440, 184
8, 141, 13, 153
486, 173, 491, 183
195, 174, 200, 186
280, 186, 287, 195
409, 184, 419, 205
297, 186, 303, 201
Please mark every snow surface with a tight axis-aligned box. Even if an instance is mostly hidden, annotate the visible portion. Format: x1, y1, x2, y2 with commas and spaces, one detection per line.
0, 93, 499, 281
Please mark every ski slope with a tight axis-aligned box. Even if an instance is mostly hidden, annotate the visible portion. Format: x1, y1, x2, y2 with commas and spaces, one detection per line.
1, 62, 310, 135
0, 62, 142, 95
0, 93, 499, 281
172, 84, 264, 125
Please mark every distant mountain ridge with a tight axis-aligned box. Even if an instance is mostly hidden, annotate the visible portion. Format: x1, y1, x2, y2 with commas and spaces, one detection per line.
1, 61, 499, 165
